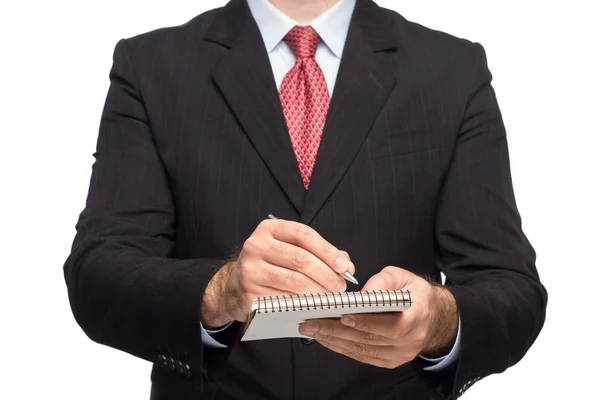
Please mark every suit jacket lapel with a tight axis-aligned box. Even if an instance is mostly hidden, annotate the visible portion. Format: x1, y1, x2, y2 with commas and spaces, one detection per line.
207, 0, 306, 213
300, 0, 398, 225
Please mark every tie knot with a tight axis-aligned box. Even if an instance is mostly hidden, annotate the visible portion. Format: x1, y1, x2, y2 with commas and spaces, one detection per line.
283, 26, 320, 59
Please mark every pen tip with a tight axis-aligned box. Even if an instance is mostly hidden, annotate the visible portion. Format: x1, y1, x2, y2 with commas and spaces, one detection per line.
343, 271, 359, 285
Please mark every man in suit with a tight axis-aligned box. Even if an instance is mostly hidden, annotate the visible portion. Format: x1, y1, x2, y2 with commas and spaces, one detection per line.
63, 0, 547, 398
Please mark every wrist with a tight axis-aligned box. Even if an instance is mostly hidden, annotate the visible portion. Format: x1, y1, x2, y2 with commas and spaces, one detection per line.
422, 285, 458, 356
200, 262, 235, 329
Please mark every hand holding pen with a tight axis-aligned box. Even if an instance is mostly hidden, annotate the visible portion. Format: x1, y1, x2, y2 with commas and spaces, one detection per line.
201, 214, 358, 328
267, 214, 358, 285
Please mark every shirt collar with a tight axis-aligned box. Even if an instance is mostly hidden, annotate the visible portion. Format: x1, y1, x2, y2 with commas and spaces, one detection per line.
247, 0, 356, 59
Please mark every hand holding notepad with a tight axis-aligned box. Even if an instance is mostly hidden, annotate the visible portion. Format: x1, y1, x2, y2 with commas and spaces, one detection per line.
239, 266, 459, 372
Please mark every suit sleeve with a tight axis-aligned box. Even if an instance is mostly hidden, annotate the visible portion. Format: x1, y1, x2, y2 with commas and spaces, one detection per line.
425, 43, 548, 399
63, 39, 238, 390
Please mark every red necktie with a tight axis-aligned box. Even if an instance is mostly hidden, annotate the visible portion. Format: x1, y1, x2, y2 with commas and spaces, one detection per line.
280, 26, 330, 189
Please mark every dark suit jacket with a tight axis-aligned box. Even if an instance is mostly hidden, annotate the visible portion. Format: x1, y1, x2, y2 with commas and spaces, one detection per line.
63, 0, 547, 399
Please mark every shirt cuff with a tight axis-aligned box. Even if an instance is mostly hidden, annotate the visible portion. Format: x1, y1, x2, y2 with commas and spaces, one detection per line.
200, 322, 233, 348
420, 315, 461, 371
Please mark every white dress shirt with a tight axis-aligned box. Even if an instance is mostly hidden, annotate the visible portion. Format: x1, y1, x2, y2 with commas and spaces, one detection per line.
200, 0, 461, 372
248, 0, 354, 96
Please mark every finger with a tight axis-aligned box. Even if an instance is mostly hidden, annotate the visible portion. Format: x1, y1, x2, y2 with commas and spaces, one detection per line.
263, 239, 347, 292
269, 220, 351, 274
299, 318, 393, 345
362, 266, 413, 291
314, 333, 399, 367
253, 262, 329, 295
339, 312, 412, 340
339, 251, 355, 275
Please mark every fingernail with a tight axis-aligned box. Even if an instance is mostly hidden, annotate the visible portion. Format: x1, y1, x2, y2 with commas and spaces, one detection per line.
349, 261, 356, 274
337, 280, 347, 292
335, 256, 349, 273
341, 316, 355, 327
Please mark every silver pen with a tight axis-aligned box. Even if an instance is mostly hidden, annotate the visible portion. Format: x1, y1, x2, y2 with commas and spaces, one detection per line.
267, 214, 359, 285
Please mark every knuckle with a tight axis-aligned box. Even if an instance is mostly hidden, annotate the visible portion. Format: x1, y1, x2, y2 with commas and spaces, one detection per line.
290, 249, 306, 269
284, 270, 304, 290
243, 237, 261, 254
319, 324, 333, 335
415, 331, 428, 346
361, 332, 377, 344
354, 342, 368, 355
421, 308, 432, 322
238, 261, 253, 278
269, 239, 283, 253
293, 224, 312, 241
357, 321, 370, 332
370, 349, 383, 360
272, 240, 290, 261
345, 349, 358, 360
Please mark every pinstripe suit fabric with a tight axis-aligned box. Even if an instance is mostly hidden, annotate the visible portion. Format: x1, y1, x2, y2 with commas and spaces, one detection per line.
64, 0, 547, 399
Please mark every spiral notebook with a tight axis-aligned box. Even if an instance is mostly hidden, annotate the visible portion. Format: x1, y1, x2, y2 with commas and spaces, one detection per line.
241, 290, 412, 341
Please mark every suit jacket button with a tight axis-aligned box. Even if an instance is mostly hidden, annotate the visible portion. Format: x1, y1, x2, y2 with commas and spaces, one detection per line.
167, 357, 176, 370
301, 338, 316, 345
176, 360, 184, 374
158, 354, 167, 365
184, 364, 192, 377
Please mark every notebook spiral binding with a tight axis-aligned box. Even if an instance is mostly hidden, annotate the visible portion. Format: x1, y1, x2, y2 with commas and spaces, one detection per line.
255, 290, 412, 314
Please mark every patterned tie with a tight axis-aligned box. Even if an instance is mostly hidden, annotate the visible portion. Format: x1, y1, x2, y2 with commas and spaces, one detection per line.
280, 26, 330, 189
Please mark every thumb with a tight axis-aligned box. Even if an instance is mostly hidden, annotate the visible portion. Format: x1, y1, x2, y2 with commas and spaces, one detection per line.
362, 266, 413, 291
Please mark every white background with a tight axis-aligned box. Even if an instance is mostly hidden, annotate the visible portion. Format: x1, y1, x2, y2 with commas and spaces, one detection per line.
1, 0, 598, 398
